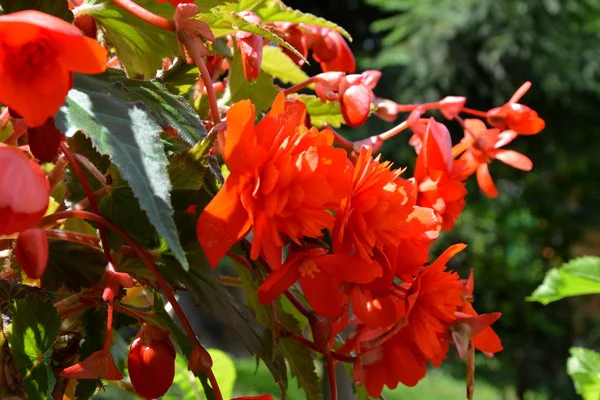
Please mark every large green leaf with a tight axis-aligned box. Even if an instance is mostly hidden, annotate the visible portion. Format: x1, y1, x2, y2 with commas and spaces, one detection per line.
55, 73, 188, 270
568, 347, 600, 400
222, 47, 279, 113
8, 296, 61, 400
80, 0, 178, 79
195, 10, 305, 61
117, 75, 207, 146
527, 256, 600, 305
233, 0, 351, 40
0, 0, 72, 21
262, 45, 310, 85
293, 94, 345, 128
0, 280, 48, 311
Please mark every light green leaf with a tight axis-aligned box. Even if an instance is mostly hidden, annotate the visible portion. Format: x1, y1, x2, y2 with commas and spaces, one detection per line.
568, 347, 600, 400
222, 46, 279, 113
165, 349, 236, 400
195, 10, 305, 61
8, 296, 60, 400
81, 0, 178, 79
292, 94, 345, 128
527, 256, 600, 305
234, 0, 351, 40
55, 73, 189, 270
262, 45, 310, 85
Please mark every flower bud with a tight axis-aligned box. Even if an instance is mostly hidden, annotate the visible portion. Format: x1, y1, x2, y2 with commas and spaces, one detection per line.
15, 227, 48, 279
128, 324, 176, 399
27, 118, 64, 163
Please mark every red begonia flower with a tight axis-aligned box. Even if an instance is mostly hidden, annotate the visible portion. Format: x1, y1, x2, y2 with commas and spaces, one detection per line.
312, 27, 355, 73
59, 350, 123, 380
197, 93, 352, 268
486, 81, 545, 135
15, 227, 48, 279
454, 119, 533, 198
128, 324, 176, 399
0, 10, 107, 127
0, 143, 49, 235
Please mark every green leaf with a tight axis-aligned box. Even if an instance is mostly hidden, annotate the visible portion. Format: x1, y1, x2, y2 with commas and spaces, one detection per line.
81, 0, 178, 79
234, 0, 351, 40
195, 10, 305, 61
117, 75, 207, 145
293, 94, 345, 128
222, 46, 279, 113
568, 347, 600, 400
0, 280, 48, 310
8, 296, 61, 400
99, 166, 158, 250
168, 135, 216, 191
0, 0, 72, 21
165, 349, 236, 400
262, 45, 310, 85
55, 73, 188, 270
41, 240, 106, 292
527, 256, 600, 305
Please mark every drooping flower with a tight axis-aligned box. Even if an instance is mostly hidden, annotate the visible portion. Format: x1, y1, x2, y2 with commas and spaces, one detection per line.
235, 12, 263, 82
197, 93, 352, 268
486, 81, 545, 135
338, 70, 381, 127
59, 350, 123, 380
257, 247, 381, 318
333, 147, 436, 261
0, 10, 107, 127
311, 26, 355, 73
14, 227, 48, 279
0, 143, 49, 236
128, 324, 176, 399
454, 119, 533, 197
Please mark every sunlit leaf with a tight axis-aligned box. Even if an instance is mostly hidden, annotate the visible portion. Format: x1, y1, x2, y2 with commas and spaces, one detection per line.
568, 347, 600, 400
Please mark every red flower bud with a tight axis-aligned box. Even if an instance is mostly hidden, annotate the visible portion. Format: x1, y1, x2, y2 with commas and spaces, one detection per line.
27, 118, 64, 163
128, 324, 176, 399
15, 227, 48, 279
0, 143, 49, 236
236, 12, 264, 82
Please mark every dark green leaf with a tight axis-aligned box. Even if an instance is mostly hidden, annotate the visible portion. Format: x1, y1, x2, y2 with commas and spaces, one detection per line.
118, 77, 207, 146
0, 280, 49, 310
81, 0, 178, 78
527, 256, 600, 305
8, 296, 60, 400
222, 47, 279, 113
168, 135, 216, 191
0, 0, 72, 21
41, 240, 105, 292
99, 167, 158, 250
55, 73, 188, 270
567, 347, 600, 400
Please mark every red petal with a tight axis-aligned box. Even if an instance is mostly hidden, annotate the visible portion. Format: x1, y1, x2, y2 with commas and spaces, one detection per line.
493, 150, 533, 171
300, 270, 342, 318
222, 100, 265, 172
256, 262, 300, 305
27, 118, 64, 163
315, 254, 382, 283
59, 350, 123, 380
340, 85, 372, 127
197, 173, 251, 267
471, 326, 503, 356
476, 163, 498, 198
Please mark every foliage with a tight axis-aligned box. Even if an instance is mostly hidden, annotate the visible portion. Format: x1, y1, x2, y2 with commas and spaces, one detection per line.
0, 0, 561, 400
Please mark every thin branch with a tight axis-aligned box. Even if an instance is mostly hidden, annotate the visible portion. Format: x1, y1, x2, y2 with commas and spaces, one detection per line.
111, 0, 174, 31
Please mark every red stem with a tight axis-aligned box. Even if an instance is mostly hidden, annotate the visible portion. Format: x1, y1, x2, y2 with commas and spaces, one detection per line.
283, 76, 316, 96
178, 31, 221, 123
4, 119, 27, 145
279, 326, 355, 363
111, 0, 174, 31
103, 297, 115, 351
324, 350, 338, 400
206, 370, 224, 400
322, 124, 354, 152
461, 107, 488, 118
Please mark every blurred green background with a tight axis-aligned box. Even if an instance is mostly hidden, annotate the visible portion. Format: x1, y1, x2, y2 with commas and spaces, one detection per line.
100, 1, 600, 399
